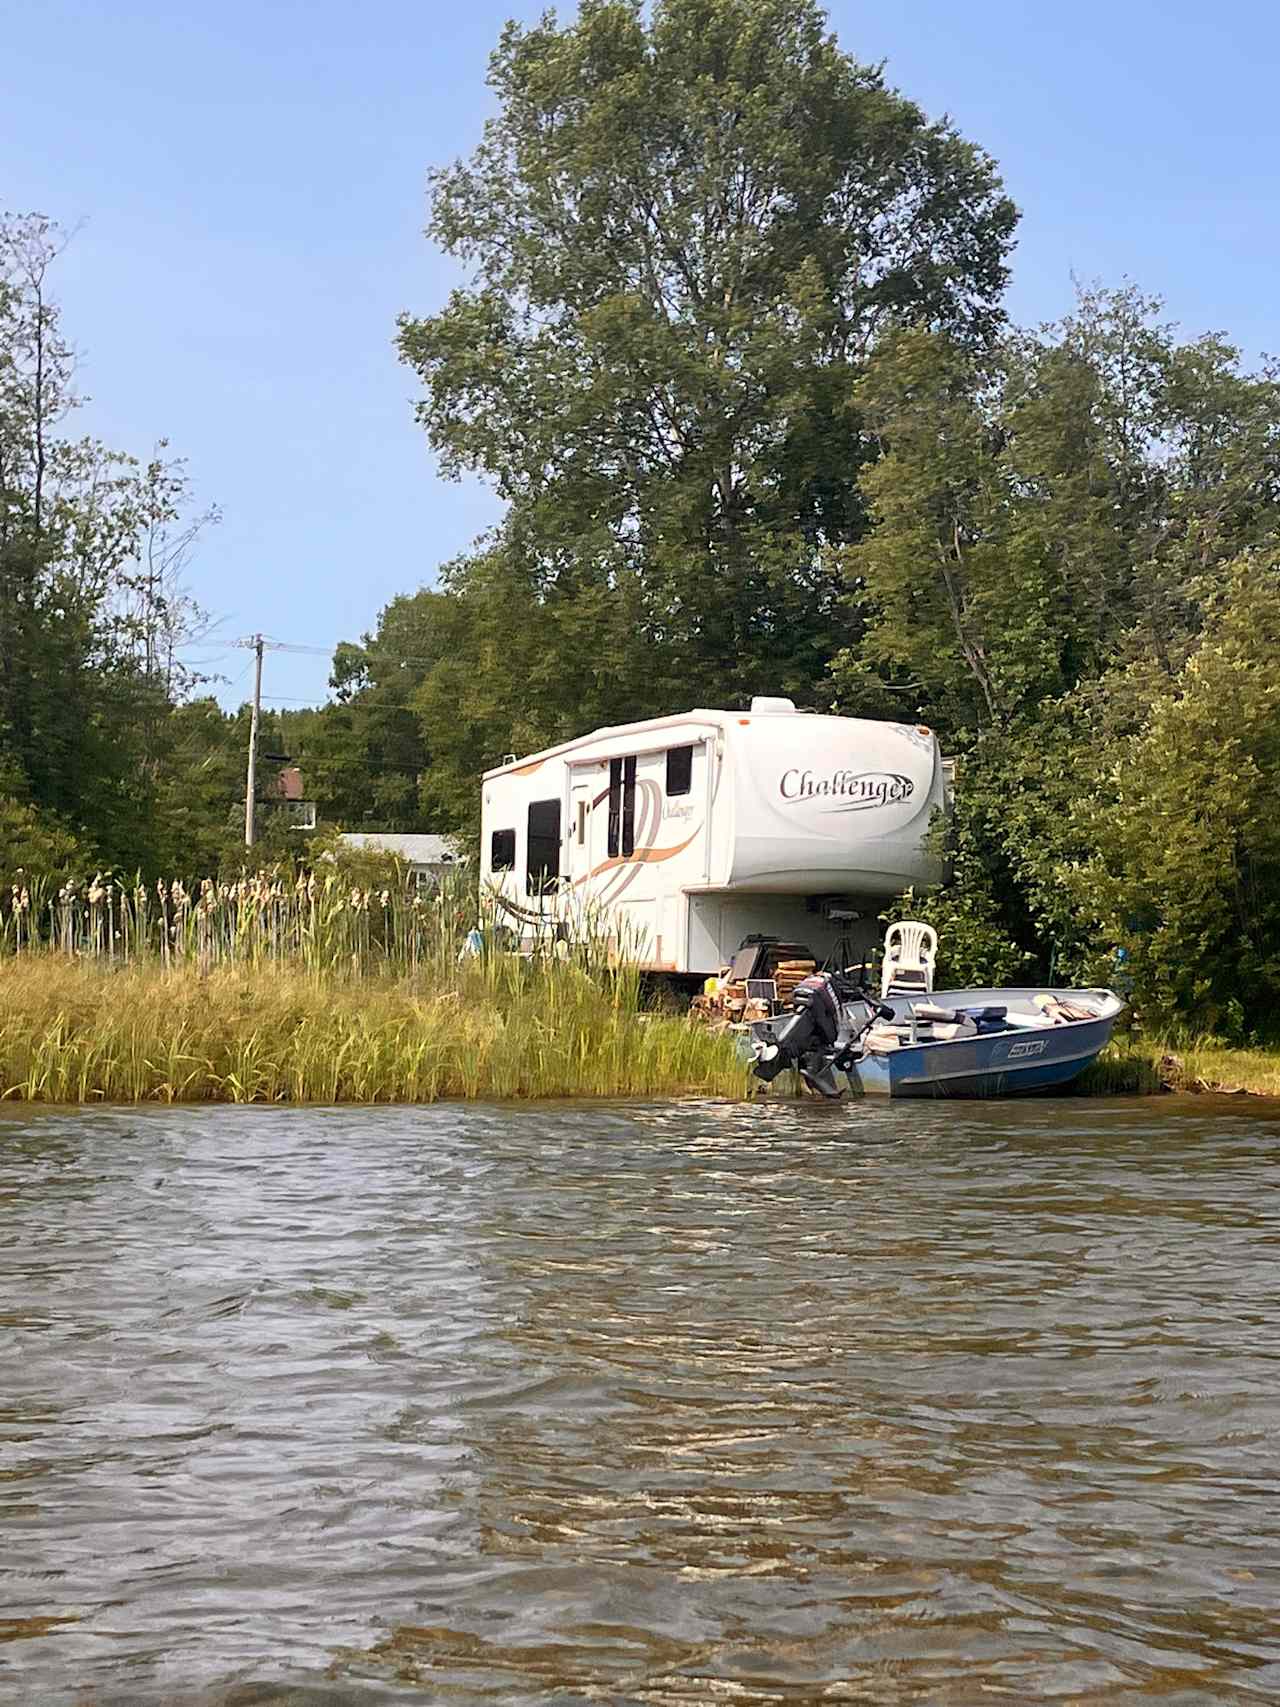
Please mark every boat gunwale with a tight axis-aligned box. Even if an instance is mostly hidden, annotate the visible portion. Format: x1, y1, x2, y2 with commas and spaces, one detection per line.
864, 987, 1125, 1056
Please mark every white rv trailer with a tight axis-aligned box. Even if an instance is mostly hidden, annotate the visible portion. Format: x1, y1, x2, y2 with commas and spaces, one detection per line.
479, 697, 945, 976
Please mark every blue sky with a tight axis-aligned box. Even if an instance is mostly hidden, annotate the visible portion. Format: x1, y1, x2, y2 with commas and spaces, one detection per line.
5, 0, 1276, 712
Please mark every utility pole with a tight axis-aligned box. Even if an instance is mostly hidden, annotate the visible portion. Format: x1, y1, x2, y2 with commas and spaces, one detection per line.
244, 634, 264, 847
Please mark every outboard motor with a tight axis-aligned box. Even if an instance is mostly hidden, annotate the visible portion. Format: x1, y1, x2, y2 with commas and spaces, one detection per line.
752, 972, 895, 1099
753, 972, 839, 1075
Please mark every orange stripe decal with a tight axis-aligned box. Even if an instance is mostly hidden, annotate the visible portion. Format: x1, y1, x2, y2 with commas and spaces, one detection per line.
572, 829, 700, 886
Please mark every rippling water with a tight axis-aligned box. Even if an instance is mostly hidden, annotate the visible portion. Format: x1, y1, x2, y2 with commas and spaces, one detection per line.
3, 1096, 1280, 1704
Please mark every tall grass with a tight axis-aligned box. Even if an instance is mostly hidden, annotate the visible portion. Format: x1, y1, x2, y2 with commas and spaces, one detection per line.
0, 867, 506, 977
0, 866, 748, 1105
1076, 1039, 1168, 1095
0, 957, 749, 1104
9, 870, 1277, 1105
1080, 1035, 1280, 1097
1, 864, 652, 985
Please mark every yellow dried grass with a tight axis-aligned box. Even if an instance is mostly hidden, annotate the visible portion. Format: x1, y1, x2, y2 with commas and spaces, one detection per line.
0, 958, 748, 1104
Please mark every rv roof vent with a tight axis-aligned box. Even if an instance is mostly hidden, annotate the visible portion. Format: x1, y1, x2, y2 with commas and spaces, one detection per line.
749, 696, 797, 714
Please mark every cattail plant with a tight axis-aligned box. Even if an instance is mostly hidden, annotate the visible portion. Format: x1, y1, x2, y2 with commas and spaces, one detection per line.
0, 858, 654, 997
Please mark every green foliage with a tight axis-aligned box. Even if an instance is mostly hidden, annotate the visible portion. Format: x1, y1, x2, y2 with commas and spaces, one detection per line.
283, 594, 441, 832
886, 556, 1280, 1032
884, 883, 1033, 992
398, 0, 1017, 764
0, 796, 91, 883
833, 288, 1280, 743
824, 287, 1280, 1029
883, 783, 1037, 990
0, 213, 217, 875
9, 27, 1280, 1051
1076, 557, 1280, 1037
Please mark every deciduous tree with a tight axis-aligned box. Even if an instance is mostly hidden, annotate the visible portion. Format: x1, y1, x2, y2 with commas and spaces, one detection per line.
399, 0, 1017, 713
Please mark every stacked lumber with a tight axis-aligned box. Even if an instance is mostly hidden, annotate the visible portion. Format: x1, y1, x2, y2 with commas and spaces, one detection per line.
688, 939, 820, 1026
772, 958, 816, 1004
689, 981, 772, 1027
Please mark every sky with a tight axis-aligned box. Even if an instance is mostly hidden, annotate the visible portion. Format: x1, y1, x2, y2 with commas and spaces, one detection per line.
4, 0, 1277, 713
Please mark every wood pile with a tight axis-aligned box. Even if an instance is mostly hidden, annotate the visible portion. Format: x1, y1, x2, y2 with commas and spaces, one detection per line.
772, 958, 816, 1004
689, 983, 772, 1027
688, 940, 819, 1027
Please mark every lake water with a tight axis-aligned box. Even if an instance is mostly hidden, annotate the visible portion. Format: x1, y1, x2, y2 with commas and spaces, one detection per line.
2, 1096, 1279, 1704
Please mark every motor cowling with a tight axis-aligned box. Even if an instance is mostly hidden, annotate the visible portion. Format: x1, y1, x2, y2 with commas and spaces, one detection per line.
751, 973, 842, 1085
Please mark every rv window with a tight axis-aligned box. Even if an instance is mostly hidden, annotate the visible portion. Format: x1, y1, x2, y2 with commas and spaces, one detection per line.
490, 828, 515, 871
526, 799, 561, 891
666, 744, 693, 796
621, 755, 637, 857
607, 756, 638, 859
607, 758, 622, 857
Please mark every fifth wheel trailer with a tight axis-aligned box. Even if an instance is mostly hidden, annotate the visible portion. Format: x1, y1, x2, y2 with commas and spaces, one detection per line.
478, 696, 946, 976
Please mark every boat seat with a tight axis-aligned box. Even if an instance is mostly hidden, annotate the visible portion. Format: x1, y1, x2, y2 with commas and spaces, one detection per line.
921, 1020, 976, 1042
888, 1007, 979, 1044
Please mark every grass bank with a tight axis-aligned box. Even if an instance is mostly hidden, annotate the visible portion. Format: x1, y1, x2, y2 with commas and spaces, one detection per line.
1080, 1036, 1280, 1098
6, 955, 1278, 1107
0, 958, 749, 1104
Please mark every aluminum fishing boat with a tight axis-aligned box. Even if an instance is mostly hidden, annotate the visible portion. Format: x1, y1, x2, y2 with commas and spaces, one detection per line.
846, 986, 1126, 1098
750, 977, 1125, 1100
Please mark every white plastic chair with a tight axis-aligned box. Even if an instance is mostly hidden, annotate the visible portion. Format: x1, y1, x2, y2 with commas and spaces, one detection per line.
880, 921, 937, 999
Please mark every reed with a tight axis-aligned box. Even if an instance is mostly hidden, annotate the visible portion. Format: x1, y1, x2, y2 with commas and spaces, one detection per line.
11, 870, 1277, 1105
1, 866, 501, 976
0, 957, 748, 1105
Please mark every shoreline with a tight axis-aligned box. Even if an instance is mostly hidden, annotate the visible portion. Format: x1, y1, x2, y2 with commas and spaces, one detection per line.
3, 958, 1278, 1106
1081, 1039, 1280, 1100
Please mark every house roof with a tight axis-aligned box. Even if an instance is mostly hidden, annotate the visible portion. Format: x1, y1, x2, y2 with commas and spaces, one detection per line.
336, 833, 461, 866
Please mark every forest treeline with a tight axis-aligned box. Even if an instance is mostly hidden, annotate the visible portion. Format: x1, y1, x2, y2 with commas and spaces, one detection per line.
5, 0, 1280, 1036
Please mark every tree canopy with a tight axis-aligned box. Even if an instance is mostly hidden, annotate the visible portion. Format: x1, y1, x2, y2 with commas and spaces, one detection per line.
398, 0, 1017, 715
390, 3, 1280, 1032
0, 212, 223, 873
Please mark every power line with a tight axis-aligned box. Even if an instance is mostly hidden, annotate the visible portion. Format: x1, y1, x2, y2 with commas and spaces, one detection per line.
217, 634, 441, 723
260, 693, 427, 710
256, 635, 448, 669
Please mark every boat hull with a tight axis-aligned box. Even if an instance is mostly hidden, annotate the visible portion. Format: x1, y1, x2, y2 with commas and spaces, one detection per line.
850, 989, 1122, 1098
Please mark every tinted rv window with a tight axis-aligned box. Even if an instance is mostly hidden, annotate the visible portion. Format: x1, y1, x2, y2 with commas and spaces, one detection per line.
526, 799, 561, 891
621, 755, 637, 857
608, 757, 622, 857
666, 744, 693, 796
490, 828, 515, 871
607, 756, 638, 858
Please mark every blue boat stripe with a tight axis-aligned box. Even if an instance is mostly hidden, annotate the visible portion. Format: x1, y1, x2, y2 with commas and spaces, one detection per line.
893, 1039, 1106, 1087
